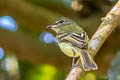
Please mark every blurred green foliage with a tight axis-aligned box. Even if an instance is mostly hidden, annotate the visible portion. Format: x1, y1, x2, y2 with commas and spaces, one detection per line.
20, 61, 109, 80
20, 62, 66, 80
26, 64, 56, 80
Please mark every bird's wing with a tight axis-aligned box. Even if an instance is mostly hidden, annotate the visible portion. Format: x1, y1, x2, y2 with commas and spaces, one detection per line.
58, 32, 88, 49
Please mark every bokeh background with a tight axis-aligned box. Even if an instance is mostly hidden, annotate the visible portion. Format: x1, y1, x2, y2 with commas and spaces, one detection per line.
0, 0, 120, 80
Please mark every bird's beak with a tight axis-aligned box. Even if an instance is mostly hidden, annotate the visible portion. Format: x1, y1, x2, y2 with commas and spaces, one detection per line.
46, 25, 52, 28
46, 24, 58, 29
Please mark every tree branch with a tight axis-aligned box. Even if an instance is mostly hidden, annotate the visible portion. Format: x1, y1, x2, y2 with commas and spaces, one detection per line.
66, 0, 120, 80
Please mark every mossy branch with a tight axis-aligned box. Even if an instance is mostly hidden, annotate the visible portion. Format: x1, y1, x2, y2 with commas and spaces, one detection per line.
66, 0, 120, 80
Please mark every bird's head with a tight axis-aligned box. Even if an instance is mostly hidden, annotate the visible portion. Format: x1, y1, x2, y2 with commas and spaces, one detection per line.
46, 17, 76, 33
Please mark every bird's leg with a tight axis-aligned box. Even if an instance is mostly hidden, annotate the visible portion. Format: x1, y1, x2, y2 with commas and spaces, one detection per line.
74, 58, 81, 67
71, 49, 81, 69
71, 49, 76, 69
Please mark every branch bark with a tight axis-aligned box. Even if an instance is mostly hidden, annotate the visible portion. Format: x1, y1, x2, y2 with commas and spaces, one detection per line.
66, 0, 120, 80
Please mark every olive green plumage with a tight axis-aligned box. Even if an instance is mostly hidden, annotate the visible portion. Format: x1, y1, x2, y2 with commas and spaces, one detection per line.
47, 17, 98, 71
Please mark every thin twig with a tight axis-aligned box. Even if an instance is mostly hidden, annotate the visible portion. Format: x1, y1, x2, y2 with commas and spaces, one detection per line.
66, 0, 120, 80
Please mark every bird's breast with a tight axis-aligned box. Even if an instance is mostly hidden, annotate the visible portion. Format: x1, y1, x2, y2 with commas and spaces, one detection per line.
58, 42, 79, 57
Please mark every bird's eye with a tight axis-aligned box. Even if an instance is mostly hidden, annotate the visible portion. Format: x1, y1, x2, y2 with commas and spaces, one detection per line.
56, 20, 64, 24
59, 20, 64, 23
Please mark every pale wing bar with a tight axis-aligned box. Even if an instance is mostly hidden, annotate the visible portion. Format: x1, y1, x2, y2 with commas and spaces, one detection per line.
58, 32, 88, 49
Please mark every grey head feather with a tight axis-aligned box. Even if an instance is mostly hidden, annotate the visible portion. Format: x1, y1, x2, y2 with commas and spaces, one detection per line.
47, 17, 84, 34
54, 17, 84, 33
53, 17, 76, 27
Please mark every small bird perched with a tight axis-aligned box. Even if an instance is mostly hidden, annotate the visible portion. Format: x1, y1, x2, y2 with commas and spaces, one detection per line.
46, 17, 98, 71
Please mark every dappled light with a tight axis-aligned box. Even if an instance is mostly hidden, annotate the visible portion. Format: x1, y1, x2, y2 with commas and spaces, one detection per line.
39, 32, 57, 44
0, 16, 18, 32
0, 0, 120, 80
0, 48, 4, 60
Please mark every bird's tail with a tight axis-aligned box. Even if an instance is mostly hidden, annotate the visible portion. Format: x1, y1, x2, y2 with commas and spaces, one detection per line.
79, 49, 98, 71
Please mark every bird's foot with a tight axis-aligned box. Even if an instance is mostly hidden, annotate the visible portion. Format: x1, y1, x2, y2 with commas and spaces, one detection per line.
71, 63, 81, 70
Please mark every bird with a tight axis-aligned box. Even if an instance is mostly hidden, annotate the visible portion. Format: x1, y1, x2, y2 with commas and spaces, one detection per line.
46, 17, 98, 71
